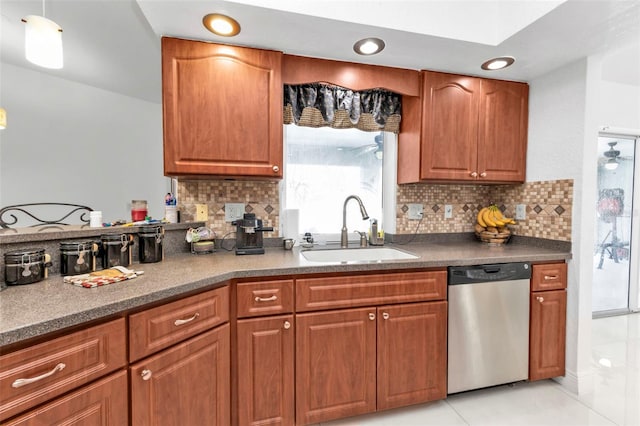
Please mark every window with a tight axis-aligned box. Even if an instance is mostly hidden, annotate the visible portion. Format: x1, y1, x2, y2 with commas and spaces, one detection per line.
282, 125, 395, 242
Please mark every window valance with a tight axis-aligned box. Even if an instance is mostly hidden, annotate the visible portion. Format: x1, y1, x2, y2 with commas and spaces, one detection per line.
283, 83, 402, 133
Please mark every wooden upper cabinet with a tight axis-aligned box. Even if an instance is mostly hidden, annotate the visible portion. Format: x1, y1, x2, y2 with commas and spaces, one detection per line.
162, 37, 283, 178
399, 70, 528, 184
477, 78, 528, 182
420, 71, 480, 181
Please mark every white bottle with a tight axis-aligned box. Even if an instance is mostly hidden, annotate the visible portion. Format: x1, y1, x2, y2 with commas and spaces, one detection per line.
89, 211, 102, 227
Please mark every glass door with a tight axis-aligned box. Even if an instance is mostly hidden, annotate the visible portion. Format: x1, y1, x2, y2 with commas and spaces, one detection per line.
593, 134, 638, 316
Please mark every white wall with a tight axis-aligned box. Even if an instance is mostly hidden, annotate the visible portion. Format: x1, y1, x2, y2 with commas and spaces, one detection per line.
0, 63, 168, 223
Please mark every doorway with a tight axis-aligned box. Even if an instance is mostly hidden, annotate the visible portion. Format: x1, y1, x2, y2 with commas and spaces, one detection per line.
592, 133, 639, 316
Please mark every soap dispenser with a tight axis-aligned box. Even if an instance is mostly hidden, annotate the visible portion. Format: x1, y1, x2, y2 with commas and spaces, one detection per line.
369, 219, 384, 246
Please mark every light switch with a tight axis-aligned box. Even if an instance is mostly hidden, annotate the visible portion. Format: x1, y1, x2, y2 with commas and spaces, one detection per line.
444, 204, 453, 219
515, 204, 526, 220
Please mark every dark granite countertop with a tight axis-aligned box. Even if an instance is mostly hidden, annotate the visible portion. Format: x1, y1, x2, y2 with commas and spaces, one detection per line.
0, 237, 571, 348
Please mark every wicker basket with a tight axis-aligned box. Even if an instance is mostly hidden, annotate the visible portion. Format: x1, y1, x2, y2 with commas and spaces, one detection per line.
475, 230, 512, 245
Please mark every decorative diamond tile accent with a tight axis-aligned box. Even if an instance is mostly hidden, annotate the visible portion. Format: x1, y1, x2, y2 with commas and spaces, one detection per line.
533, 205, 543, 214
264, 204, 274, 214
245, 204, 254, 213
401, 204, 409, 213
462, 205, 469, 212
554, 205, 566, 216
499, 204, 506, 212
431, 204, 440, 213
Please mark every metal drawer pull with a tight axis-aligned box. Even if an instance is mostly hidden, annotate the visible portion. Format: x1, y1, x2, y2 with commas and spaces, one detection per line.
368, 313, 376, 321
283, 321, 291, 330
174, 312, 200, 326
470, 171, 478, 177
537, 296, 545, 303
12, 363, 66, 388
255, 295, 277, 302
544, 275, 559, 280
382, 312, 390, 320
141, 369, 152, 381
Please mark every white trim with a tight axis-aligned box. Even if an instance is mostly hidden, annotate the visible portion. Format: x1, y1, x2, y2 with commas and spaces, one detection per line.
599, 126, 640, 137
554, 368, 594, 396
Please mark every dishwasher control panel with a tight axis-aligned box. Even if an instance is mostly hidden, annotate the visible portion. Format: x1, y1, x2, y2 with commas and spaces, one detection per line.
448, 262, 531, 284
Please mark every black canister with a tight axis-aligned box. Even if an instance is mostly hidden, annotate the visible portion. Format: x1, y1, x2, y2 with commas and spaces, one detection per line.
138, 225, 164, 263
4, 248, 51, 285
100, 234, 133, 269
60, 241, 97, 275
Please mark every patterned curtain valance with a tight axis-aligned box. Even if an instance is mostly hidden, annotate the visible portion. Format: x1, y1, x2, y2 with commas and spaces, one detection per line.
283, 83, 402, 133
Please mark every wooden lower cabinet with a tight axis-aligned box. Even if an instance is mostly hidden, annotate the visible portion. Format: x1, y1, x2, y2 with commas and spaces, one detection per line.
529, 289, 567, 380
377, 301, 447, 410
237, 315, 294, 426
4, 371, 128, 426
296, 302, 447, 425
131, 324, 230, 426
296, 308, 377, 425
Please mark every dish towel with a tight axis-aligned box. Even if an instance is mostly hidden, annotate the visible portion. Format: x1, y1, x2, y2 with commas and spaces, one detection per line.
64, 266, 144, 288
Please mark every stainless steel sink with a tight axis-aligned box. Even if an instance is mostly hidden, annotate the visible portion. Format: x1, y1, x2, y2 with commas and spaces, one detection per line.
300, 247, 418, 263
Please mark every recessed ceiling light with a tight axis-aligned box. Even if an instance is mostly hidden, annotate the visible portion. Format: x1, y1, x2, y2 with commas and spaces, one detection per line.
353, 38, 385, 55
202, 13, 241, 37
481, 56, 515, 70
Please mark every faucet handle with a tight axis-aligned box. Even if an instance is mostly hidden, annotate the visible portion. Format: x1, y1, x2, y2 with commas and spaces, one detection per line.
354, 231, 368, 247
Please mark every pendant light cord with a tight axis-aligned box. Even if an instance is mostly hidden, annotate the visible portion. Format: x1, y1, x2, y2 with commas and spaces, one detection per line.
42, 0, 46, 17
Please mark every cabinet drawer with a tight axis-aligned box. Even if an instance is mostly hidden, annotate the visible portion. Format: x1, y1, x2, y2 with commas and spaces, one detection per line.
296, 270, 447, 312
0, 318, 126, 422
3, 371, 128, 426
237, 279, 294, 318
129, 285, 229, 362
531, 263, 567, 291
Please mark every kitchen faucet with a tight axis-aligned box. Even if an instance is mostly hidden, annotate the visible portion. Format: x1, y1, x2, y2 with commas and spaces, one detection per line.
341, 195, 369, 248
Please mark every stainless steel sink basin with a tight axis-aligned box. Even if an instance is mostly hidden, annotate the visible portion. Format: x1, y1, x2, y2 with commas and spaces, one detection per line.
300, 247, 419, 263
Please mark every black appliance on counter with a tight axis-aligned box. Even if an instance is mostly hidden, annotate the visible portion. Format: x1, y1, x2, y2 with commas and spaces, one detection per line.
233, 213, 273, 255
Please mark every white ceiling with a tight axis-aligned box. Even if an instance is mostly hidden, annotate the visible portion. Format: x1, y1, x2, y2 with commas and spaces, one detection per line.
1, 0, 639, 104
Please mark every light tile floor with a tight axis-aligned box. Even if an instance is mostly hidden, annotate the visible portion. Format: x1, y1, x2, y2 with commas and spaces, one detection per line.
321, 313, 640, 426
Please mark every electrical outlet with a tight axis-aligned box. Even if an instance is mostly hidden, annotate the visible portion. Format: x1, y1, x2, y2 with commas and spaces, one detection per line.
407, 203, 424, 220
515, 204, 526, 221
225, 203, 245, 222
195, 204, 208, 222
444, 204, 453, 219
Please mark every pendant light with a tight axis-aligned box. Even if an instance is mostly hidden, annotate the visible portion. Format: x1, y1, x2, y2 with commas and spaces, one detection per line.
0, 108, 6, 129
22, 0, 63, 69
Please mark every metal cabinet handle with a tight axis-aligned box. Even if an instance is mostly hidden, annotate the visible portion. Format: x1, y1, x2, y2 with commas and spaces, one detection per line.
536, 296, 545, 303
470, 171, 478, 177
174, 312, 200, 326
480, 172, 487, 178
272, 165, 280, 173
544, 275, 558, 280
12, 363, 66, 388
368, 313, 375, 321
141, 369, 152, 381
382, 312, 390, 320
283, 321, 291, 330
255, 295, 277, 302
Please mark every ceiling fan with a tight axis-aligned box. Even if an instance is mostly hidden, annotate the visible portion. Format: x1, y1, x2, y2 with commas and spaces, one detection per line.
348, 133, 384, 160
603, 141, 621, 170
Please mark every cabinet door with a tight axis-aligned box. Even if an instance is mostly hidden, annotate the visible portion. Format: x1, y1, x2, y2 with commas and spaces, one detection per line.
529, 290, 566, 381
162, 37, 283, 178
420, 71, 480, 181
296, 308, 376, 425
477, 79, 528, 183
377, 301, 447, 410
4, 371, 127, 426
131, 324, 230, 425
237, 315, 294, 426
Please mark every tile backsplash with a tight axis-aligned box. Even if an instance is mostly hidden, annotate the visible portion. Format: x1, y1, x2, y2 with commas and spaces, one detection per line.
178, 178, 573, 242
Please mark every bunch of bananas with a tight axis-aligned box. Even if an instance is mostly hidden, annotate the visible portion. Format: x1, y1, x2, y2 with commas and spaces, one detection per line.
475, 205, 516, 236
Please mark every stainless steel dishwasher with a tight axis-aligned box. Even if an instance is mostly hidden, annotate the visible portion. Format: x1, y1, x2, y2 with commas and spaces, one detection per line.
447, 262, 531, 394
